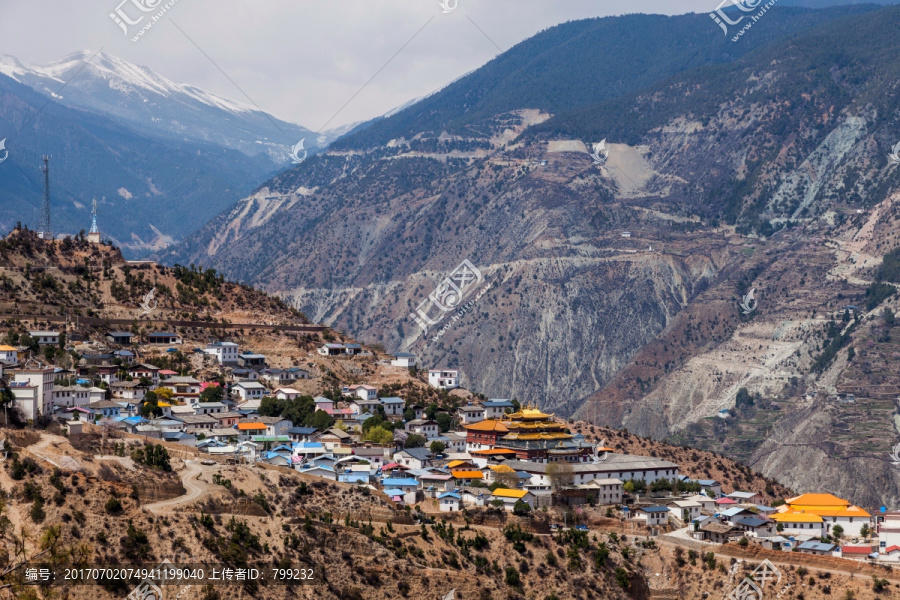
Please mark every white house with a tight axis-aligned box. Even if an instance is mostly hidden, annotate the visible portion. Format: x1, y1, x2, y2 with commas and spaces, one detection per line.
727, 491, 763, 505
129, 364, 160, 384
503, 454, 680, 488
192, 402, 226, 415
380, 396, 405, 417
275, 388, 302, 401
633, 506, 669, 527
13, 367, 54, 418
9, 382, 41, 421
879, 512, 900, 553
491, 488, 535, 511
438, 491, 462, 512
204, 341, 240, 365
769, 513, 825, 537
442, 431, 467, 454
255, 416, 292, 437
380, 477, 419, 505
428, 369, 459, 390
0, 345, 18, 363
482, 399, 514, 419
159, 376, 201, 399
29, 331, 59, 345
582, 478, 623, 504
350, 399, 381, 415
317, 343, 345, 356
668, 499, 702, 523
232, 381, 267, 401
391, 353, 416, 368
85, 400, 121, 419
52, 385, 91, 408
349, 385, 377, 401
109, 381, 145, 401
392, 448, 434, 470
406, 419, 439, 440
457, 404, 485, 425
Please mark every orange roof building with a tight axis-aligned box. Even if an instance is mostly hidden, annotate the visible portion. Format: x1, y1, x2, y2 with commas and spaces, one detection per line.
451, 470, 484, 480
784, 493, 871, 518
491, 488, 529, 499
471, 448, 516, 456
464, 420, 509, 433
237, 422, 267, 431
777, 493, 872, 537
465, 420, 509, 452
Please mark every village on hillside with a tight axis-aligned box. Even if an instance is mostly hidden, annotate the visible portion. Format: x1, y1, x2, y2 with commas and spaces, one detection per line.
1, 325, 898, 570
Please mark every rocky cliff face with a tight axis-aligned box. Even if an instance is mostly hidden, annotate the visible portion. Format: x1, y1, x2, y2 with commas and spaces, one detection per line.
161, 5, 900, 504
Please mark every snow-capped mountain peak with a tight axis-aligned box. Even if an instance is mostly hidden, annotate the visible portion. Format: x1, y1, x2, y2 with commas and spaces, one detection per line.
0, 50, 314, 162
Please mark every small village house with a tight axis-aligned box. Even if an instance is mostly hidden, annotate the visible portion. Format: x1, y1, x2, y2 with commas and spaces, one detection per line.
491, 488, 534, 511
428, 369, 460, 390
380, 396, 405, 417
317, 343, 344, 356
29, 331, 60, 345
204, 341, 240, 365
232, 381, 267, 401
438, 491, 462, 512
632, 506, 670, 527
390, 353, 416, 368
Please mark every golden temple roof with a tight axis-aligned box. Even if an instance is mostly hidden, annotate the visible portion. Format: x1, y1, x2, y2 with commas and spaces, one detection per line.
503, 408, 552, 421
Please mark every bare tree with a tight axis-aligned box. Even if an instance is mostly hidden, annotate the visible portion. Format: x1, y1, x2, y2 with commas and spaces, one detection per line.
546, 461, 575, 490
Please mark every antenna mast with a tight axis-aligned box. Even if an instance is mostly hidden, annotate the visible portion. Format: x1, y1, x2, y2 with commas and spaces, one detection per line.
40, 155, 51, 239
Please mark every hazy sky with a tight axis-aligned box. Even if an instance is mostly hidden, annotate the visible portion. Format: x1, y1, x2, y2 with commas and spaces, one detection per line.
0, 1, 718, 132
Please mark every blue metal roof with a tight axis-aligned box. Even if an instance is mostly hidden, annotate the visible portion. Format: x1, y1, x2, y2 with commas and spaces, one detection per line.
734, 516, 767, 528
382, 478, 419, 487
798, 541, 836, 552
638, 506, 670, 513
383, 488, 406, 497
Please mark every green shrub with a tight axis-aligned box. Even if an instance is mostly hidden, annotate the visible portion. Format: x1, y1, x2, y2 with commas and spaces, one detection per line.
105, 497, 123, 515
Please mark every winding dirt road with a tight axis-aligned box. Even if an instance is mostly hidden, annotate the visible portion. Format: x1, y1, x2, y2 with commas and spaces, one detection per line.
142, 460, 210, 513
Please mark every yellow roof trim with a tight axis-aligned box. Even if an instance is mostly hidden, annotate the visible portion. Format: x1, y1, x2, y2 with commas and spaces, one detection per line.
489, 464, 515, 473
770, 512, 823, 523
451, 470, 484, 479
492, 488, 528, 499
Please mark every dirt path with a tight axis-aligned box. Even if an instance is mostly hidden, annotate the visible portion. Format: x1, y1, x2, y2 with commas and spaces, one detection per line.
25, 434, 68, 468
142, 460, 209, 512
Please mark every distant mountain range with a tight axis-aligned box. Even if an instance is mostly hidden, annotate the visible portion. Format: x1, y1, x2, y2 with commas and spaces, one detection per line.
0, 51, 352, 257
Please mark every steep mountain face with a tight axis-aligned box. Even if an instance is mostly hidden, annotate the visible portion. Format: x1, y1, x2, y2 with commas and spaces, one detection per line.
161, 5, 900, 505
